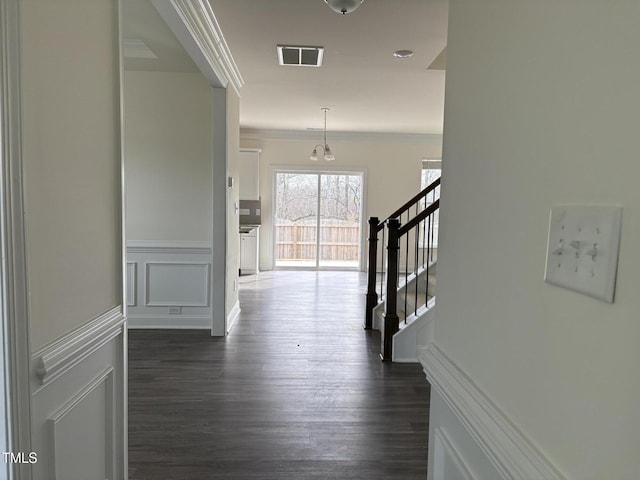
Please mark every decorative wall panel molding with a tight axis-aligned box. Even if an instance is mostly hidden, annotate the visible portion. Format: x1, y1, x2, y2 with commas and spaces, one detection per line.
48, 368, 114, 480
31, 313, 125, 478
419, 343, 565, 480
433, 427, 476, 480
127, 242, 213, 329
32, 307, 125, 388
127, 240, 211, 255
127, 262, 137, 307
145, 262, 210, 307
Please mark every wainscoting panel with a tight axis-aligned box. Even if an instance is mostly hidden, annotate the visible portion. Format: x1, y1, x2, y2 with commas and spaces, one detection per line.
127, 242, 213, 329
49, 368, 114, 480
127, 262, 137, 307
31, 310, 125, 479
419, 344, 565, 480
145, 262, 210, 307
433, 427, 477, 480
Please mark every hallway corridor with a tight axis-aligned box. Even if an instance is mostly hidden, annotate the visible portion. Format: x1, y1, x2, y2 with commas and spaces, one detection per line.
129, 271, 430, 479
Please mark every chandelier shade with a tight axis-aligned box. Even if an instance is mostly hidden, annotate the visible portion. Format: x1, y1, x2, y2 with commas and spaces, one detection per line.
324, 0, 365, 15
310, 108, 335, 161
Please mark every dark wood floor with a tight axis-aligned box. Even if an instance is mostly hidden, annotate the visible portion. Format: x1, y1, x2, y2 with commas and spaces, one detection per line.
128, 270, 430, 479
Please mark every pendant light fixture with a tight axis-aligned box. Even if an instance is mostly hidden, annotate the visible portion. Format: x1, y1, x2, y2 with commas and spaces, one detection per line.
324, 0, 364, 15
310, 108, 335, 161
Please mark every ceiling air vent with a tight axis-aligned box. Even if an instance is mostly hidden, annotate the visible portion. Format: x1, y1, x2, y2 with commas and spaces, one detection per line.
277, 45, 324, 67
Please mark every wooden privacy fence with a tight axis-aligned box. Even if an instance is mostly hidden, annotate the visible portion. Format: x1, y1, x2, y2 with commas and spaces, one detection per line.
276, 224, 359, 261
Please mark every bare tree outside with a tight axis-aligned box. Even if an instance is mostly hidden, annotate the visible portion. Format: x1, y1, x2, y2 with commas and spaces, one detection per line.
275, 173, 318, 224
319, 174, 361, 224
420, 168, 441, 246
275, 172, 362, 267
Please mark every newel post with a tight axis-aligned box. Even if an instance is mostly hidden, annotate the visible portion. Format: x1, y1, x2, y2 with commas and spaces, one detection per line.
382, 218, 400, 361
364, 216, 380, 330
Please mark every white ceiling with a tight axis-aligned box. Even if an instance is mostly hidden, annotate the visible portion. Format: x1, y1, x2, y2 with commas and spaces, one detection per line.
124, 0, 448, 135
122, 0, 199, 74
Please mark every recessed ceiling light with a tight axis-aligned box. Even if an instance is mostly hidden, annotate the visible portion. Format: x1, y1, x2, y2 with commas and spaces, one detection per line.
393, 49, 414, 59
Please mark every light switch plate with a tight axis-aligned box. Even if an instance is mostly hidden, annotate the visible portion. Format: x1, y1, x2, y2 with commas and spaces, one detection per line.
544, 205, 622, 303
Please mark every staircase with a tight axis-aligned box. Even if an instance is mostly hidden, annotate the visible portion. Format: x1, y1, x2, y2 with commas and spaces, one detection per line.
371, 264, 436, 331
365, 178, 440, 362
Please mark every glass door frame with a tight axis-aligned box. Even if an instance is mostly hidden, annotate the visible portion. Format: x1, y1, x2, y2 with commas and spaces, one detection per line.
271, 166, 367, 271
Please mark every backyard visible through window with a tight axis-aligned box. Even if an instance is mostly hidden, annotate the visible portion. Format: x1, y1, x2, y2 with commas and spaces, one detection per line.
274, 171, 363, 269
421, 165, 441, 247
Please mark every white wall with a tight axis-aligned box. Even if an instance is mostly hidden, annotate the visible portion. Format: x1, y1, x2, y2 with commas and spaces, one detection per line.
124, 70, 213, 242
22, 0, 122, 351
21, 0, 126, 477
240, 136, 442, 270
226, 89, 240, 323
431, 0, 640, 478
124, 70, 218, 330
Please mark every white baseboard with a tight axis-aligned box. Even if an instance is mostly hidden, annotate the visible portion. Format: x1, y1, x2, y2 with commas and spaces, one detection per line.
419, 343, 565, 480
127, 314, 211, 329
226, 300, 241, 333
372, 302, 383, 331
392, 298, 436, 363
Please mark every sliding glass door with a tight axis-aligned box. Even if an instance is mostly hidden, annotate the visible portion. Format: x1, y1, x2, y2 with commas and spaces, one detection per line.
274, 172, 319, 268
318, 173, 362, 268
274, 170, 363, 269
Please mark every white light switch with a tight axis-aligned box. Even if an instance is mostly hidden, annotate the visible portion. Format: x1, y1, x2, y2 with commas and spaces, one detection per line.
544, 205, 622, 303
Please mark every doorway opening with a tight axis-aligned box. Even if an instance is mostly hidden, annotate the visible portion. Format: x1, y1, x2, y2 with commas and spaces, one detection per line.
273, 170, 364, 270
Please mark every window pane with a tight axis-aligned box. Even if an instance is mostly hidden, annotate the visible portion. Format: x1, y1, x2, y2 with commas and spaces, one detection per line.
319, 174, 362, 268
420, 168, 441, 247
274, 173, 318, 267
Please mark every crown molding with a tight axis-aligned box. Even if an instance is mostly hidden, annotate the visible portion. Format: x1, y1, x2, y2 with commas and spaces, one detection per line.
240, 128, 443, 145
152, 0, 244, 95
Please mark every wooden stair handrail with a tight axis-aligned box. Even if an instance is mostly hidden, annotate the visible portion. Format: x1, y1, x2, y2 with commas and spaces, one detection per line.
365, 177, 441, 333
375, 177, 441, 232
381, 201, 440, 360
398, 200, 439, 236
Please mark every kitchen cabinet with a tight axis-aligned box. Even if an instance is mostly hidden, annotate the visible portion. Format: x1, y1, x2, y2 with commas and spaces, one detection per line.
239, 149, 261, 200
240, 227, 259, 275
